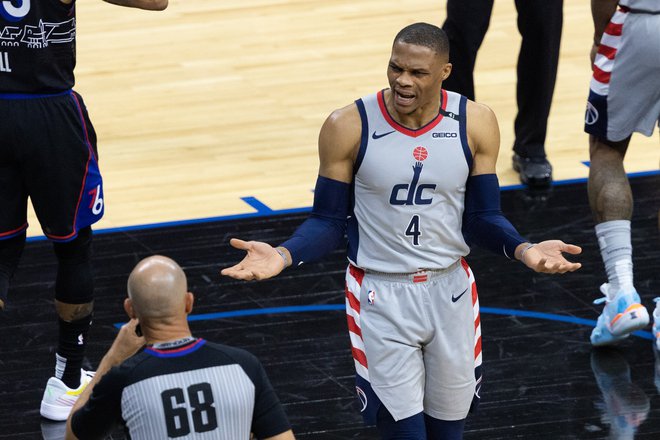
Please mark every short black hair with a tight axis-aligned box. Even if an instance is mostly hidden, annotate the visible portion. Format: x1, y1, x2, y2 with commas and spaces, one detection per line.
393, 22, 449, 57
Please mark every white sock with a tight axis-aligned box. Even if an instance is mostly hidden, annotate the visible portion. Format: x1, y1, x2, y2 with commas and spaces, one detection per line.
595, 220, 634, 298
55, 353, 67, 380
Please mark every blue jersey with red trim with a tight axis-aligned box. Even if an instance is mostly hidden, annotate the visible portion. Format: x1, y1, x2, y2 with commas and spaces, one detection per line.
348, 89, 472, 272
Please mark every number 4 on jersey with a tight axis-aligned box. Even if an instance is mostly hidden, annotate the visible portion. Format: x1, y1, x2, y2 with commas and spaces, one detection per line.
405, 215, 422, 246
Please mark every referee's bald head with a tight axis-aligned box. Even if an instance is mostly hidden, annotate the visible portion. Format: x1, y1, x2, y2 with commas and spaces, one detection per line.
127, 255, 188, 320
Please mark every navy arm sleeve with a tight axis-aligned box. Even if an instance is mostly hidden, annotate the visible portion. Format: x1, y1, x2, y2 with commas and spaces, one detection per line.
279, 175, 350, 266
462, 174, 527, 259
70, 367, 126, 440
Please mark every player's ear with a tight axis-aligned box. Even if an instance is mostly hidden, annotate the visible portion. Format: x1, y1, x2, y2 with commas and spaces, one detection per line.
124, 298, 136, 319
185, 292, 194, 314
441, 62, 452, 82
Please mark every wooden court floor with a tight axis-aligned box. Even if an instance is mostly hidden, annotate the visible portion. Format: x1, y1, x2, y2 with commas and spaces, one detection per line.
2, 175, 659, 439
22, 0, 659, 237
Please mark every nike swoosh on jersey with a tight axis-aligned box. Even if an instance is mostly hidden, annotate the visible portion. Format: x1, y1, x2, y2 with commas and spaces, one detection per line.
451, 288, 468, 303
371, 130, 395, 139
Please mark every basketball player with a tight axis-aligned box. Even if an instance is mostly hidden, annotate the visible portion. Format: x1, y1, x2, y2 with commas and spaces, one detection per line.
0, 0, 167, 421
65, 256, 294, 440
222, 23, 581, 439
584, 0, 660, 348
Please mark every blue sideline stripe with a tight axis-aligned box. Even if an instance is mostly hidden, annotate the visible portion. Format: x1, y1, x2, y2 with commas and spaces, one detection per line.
112, 304, 654, 340
25, 169, 659, 243
241, 196, 274, 214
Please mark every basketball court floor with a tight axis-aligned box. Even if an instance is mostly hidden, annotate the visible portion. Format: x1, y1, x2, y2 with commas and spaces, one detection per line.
1, 0, 659, 439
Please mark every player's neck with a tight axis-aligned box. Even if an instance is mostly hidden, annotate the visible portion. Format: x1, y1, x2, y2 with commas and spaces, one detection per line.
142, 321, 192, 345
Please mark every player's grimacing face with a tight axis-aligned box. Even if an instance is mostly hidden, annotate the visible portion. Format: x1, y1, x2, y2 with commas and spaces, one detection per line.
387, 42, 450, 115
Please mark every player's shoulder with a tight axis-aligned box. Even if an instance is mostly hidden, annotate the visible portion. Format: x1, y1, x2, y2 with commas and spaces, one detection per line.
324, 102, 361, 131
466, 99, 497, 122
319, 101, 362, 157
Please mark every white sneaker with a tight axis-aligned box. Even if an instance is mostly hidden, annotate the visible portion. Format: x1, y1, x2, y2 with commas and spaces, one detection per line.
590, 284, 650, 346
40, 369, 94, 421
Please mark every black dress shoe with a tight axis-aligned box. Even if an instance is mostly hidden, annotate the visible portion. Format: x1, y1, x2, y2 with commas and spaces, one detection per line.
512, 154, 553, 188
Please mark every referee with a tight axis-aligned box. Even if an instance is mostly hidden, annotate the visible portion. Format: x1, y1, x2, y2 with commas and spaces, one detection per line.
65, 256, 295, 440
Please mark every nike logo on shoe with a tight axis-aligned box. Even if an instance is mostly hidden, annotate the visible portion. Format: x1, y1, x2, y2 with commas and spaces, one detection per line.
372, 130, 395, 139
452, 288, 468, 303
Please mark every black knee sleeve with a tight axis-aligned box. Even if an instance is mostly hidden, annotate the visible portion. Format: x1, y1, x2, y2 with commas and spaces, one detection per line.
0, 232, 26, 302
53, 227, 94, 304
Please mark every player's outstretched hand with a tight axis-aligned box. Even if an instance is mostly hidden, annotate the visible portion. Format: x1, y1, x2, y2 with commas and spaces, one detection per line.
221, 238, 287, 281
520, 240, 582, 274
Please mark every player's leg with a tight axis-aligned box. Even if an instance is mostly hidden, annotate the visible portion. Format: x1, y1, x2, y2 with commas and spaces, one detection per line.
0, 232, 26, 310
422, 261, 480, 440
0, 102, 29, 310
584, 9, 660, 346
510, 0, 562, 188
345, 267, 428, 436
588, 134, 647, 341
376, 408, 426, 440
53, 226, 95, 383
23, 92, 103, 420
424, 414, 466, 440
39, 228, 96, 421
588, 135, 649, 345
441, 0, 494, 100
0, 168, 27, 310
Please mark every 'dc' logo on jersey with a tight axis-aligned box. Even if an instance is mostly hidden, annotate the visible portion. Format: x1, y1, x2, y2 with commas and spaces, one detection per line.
585, 101, 599, 125
0, 0, 30, 22
389, 149, 436, 206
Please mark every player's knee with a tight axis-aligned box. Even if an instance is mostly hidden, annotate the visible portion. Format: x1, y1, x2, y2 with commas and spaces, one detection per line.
589, 135, 630, 160
55, 300, 94, 322
53, 227, 92, 262
53, 227, 94, 306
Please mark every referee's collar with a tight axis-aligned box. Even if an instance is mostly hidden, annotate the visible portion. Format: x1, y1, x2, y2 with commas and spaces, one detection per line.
146, 337, 206, 358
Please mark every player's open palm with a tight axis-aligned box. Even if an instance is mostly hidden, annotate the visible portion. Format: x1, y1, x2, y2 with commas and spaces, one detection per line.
521, 240, 582, 274
221, 238, 285, 280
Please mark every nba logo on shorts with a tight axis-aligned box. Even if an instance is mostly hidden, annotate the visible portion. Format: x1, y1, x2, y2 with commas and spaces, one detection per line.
367, 290, 376, 305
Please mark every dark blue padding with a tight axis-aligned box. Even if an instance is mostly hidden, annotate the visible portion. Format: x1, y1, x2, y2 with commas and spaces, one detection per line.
458, 95, 473, 171
462, 174, 527, 259
424, 414, 466, 440
279, 176, 349, 265
376, 408, 426, 440
354, 99, 369, 173
584, 90, 609, 140
355, 374, 382, 426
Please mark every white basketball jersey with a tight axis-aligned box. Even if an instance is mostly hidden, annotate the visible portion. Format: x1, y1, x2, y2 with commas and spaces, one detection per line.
348, 89, 472, 272
619, 0, 660, 13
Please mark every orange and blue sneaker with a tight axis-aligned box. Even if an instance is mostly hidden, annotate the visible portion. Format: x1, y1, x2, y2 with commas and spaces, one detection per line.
39, 369, 94, 421
590, 283, 649, 346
